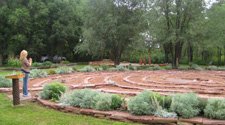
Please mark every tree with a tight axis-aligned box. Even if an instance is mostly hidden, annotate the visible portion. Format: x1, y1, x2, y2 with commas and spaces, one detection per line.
146, 0, 205, 68
76, 0, 143, 65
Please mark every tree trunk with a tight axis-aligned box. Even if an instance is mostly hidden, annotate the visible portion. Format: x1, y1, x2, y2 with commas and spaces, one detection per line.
0, 54, 2, 66
188, 42, 193, 64
218, 47, 222, 66
148, 48, 151, 65
172, 42, 183, 69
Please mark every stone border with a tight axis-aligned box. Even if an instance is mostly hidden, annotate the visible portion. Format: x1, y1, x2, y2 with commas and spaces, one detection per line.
36, 98, 225, 125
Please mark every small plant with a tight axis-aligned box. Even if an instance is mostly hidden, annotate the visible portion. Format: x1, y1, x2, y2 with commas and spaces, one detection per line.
42, 61, 53, 67
190, 63, 203, 71
56, 66, 73, 74
60, 61, 70, 64
154, 108, 177, 118
47, 69, 57, 75
206, 65, 218, 70
128, 91, 163, 115
198, 98, 208, 116
152, 65, 162, 70
40, 82, 66, 101
60, 89, 123, 111
7, 58, 21, 67
170, 93, 200, 118
110, 94, 123, 110
94, 94, 112, 111
116, 65, 129, 71
128, 64, 137, 71
0, 76, 12, 88
204, 98, 225, 120
30, 69, 48, 78
78, 66, 96, 72
32, 62, 43, 67
100, 65, 110, 70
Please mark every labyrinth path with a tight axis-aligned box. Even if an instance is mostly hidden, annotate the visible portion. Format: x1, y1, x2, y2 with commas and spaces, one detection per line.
29, 70, 225, 98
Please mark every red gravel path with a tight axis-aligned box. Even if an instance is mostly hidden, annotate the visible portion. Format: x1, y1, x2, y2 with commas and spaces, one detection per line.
19, 70, 225, 98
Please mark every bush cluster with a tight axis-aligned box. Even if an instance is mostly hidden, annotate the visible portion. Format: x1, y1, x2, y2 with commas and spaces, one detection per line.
7, 58, 21, 67
30, 69, 48, 78
204, 99, 225, 120
60, 89, 123, 111
78, 66, 96, 72
40, 82, 66, 101
56, 66, 73, 74
0, 76, 12, 88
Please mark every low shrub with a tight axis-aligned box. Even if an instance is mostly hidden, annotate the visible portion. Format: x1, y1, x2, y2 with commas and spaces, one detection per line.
32, 62, 43, 67
116, 65, 129, 71
56, 66, 73, 74
100, 65, 110, 70
0, 76, 12, 88
152, 65, 162, 70
40, 82, 66, 101
94, 94, 112, 111
190, 63, 203, 71
170, 93, 200, 118
206, 65, 218, 70
127, 64, 137, 71
60, 89, 123, 111
78, 66, 96, 72
128, 91, 163, 115
47, 69, 57, 75
42, 61, 53, 67
110, 95, 123, 110
198, 98, 208, 116
7, 58, 21, 67
154, 108, 177, 118
204, 98, 225, 120
60, 61, 70, 64
30, 69, 48, 78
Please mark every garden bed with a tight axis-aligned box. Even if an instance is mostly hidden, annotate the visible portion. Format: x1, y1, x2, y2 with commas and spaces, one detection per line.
37, 98, 225, 125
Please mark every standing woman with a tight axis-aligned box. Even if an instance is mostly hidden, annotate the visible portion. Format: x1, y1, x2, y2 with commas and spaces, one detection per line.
20, 50, 32, 97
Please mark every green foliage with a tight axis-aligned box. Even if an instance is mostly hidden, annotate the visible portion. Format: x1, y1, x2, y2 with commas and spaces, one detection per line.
206, 65, 218, 70
0, 76, 11, 88
198, 98, 208, 116
7, 58, 21, 67
78, 66, 96, 72
170, 93, 200, 118
30, 69, 48, 78
128, 91, 165, 115
115, 65, 129, 71
154, 109, 177, 118
100, 65, 110, 70
204, 98, 225, 120
42, 61, 53, 67
127, 64, 137, 71
94, 94, 112, 111
110, 95, 123, 110
60, 89, 123, 111
40, 82, 66, 101
32, 62, 43, 67
60, 61, 70, 64
47, 69, 57, 75
56, 67, 73, 74
190, 63, 204, 71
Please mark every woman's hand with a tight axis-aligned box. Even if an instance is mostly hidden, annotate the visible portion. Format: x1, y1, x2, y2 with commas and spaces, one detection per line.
29, 58, 32, 65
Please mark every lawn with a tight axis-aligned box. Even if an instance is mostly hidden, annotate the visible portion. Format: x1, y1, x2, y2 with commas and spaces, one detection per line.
0, 94, 141, 125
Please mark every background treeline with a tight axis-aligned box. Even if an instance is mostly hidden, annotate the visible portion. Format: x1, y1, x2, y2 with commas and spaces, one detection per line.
0, 0, 225, 68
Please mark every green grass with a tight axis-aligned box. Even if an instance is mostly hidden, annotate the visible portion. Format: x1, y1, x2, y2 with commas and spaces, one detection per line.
0, 94, 141, 125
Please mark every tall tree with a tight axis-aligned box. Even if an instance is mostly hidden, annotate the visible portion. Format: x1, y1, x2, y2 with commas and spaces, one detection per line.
76, 0, 143, 65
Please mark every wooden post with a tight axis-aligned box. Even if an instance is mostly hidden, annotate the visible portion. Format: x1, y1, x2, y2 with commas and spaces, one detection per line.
5, 74, 25, 106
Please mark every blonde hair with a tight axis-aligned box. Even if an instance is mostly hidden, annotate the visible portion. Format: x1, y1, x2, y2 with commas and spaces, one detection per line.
20, 50, 28, 61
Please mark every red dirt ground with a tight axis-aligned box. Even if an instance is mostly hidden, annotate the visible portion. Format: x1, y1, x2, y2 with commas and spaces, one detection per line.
24, 70, 225, 98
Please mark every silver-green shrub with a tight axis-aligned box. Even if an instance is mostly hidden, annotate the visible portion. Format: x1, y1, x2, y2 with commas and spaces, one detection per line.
116, 65, 129, 71
0, 76, 12, 88
78, 66, 96, 72
30, 69, 48, 78
170, 93, 200, 118
94, 94, 112, 111
204, 98, 225, 120
128, 91, 163, 115
56, 66, 73, 74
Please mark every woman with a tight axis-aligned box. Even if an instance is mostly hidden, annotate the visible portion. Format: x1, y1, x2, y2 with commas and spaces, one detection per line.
20, 50, 32, 97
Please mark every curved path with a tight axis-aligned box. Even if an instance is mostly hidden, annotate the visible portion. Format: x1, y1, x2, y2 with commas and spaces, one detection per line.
2, 70, 225, 98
